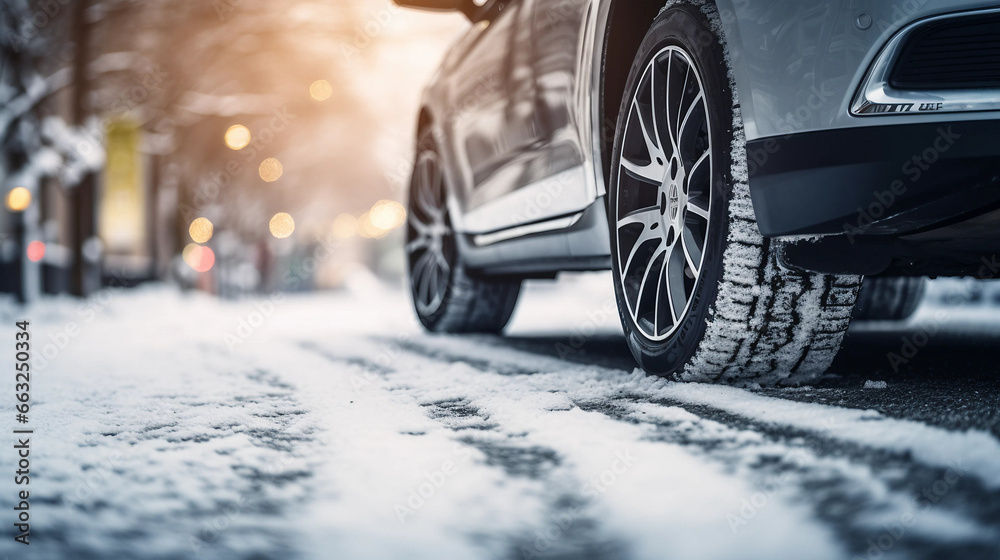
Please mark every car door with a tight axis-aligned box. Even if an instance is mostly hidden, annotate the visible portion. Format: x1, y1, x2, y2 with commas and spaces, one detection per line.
436, 0, 521, 226
460, 0, 598, 234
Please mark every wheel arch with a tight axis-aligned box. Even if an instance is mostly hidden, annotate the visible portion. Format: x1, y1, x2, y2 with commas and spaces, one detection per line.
599, 1, 666, 190
598, 0, 755, 183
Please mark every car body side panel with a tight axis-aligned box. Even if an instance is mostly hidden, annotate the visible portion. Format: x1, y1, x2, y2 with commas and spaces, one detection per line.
424, 8, 518, 230
423, 0, 599, 236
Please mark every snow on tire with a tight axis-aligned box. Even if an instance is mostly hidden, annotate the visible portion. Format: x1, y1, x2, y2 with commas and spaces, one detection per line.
609, 1, 862, 386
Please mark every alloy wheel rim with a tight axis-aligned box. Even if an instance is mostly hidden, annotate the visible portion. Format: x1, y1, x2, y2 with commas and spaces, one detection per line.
406, 151, 453, 316
614, 45, 714, 342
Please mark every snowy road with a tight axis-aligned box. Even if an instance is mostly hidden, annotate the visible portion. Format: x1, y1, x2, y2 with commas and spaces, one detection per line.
2, 274, 999, 560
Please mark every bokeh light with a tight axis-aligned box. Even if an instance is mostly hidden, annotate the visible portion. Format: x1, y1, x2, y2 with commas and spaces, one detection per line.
189, 217, 214, 244
310, 79, 332, 101
224, 124, 251, 150
6, 187, 31, 212
269, 212, 295, 239
331, 213, 357, 239
369, 200, 407, 231
357, 211, 387, 239
26, 241, 45, 262
259, 158, 283, 182
182, 243, 215, 272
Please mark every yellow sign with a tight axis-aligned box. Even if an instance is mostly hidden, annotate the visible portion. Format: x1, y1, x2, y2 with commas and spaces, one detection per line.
100, 119, 146, 254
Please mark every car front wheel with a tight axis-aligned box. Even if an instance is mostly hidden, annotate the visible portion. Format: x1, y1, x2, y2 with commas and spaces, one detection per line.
608, 3, 862, 385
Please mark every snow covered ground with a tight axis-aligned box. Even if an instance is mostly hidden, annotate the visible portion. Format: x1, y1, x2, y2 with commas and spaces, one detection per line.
1, 273, 999, 560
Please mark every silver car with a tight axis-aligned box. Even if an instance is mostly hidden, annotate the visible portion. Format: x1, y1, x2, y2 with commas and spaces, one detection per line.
396, 0, 1000, 384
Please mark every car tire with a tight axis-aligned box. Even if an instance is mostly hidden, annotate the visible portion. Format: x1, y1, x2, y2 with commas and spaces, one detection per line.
406, 131, 521, 334
853, 277, 926, 321
608, 3, 862, 385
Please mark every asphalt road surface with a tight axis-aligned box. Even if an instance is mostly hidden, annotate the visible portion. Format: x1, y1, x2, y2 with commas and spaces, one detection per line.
1, 274, 998, 560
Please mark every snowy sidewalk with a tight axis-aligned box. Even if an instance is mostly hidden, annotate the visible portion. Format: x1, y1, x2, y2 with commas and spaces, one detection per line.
1, 276, 999, 560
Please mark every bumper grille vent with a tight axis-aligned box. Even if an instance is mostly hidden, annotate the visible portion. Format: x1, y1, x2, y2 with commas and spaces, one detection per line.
890, 13, 1000, 90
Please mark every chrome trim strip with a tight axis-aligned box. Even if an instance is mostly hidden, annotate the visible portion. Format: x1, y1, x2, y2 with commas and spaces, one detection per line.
472, 212, 585, 247
851, 7, 1000, 117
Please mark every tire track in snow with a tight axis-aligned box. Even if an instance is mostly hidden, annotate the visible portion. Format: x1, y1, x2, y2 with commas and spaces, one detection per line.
376, 334, 1000, 558
584, 397, 1000, 559
398, 335, 1000, 485
300, 337, 627, 559
301, 335, 849, 560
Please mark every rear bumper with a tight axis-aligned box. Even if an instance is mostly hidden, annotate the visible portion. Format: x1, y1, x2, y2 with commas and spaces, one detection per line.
747, 119, 1000, 238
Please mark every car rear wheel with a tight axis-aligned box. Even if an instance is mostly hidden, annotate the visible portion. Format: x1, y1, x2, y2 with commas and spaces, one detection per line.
853, 277, 926, 321
608, 3, 863, 385
406, 132, 521, 334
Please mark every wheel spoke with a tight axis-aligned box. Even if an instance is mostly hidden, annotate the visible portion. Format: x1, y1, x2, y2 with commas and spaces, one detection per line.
428, 260, 442, 304
633, 96, 663, 164
688, 150, 710, 181
676, 63, 691, 137
649, 60, 675, 160
687, 199, 709, 220
405, 235, 431, 254
418, 181, 442, 219
415, 161, 443, 220
660, 53, 680, 158
622, 155, 664, 185
653, 255, 668, 334
682, 226, 702, 275
434, 250, 451, 277
678, 92, 704, 143
413, 251, 434, 304
637, 247, 666, 311
617, 206, 660, 230
622, 224, 664, 279
664, 240, 687, 323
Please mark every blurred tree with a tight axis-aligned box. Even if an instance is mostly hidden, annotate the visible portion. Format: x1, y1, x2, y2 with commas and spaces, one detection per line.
1, 0, 103, 299
83, 0, 386, 291
3, 0, 464, 297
